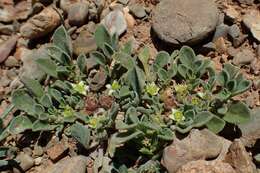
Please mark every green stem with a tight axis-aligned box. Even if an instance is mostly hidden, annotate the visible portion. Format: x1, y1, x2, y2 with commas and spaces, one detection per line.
0, 104, 15, 119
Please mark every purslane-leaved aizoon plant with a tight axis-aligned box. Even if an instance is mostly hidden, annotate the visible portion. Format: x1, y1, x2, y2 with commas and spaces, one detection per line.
0, 24, 252, 172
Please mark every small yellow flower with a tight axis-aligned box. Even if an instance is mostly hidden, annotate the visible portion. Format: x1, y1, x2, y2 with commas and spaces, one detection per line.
142, 138, 151, 147
106, 80, 121, 95
174, 84, 188, 95
145, 82, 160, 96
170, 108, 185, 122
62, 105, 74, 118
88, 118, 98, 129
191, 97, 200, 106
71, 81, 89, 95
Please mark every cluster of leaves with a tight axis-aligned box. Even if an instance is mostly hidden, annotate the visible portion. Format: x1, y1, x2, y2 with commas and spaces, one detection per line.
0, 24, 252, 172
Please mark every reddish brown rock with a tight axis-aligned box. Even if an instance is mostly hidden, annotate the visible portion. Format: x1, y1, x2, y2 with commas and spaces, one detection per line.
176, 160, 236, 173
85, 95, 99, 115
42, 156, 90, 173
225, 139, 257, 173
20, 7, 61, 39
99, 95, 114, 109
161, 129, 231, 173
47, 142, 69, 162
0, 36, 18, 63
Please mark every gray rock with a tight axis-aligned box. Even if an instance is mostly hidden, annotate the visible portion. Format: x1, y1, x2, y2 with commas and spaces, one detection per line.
88, 2, 98, 21
68, 2, 89, 26
42, 156, 90, 173
109, 3, 124, 11
239, 108, 260, 147
253, 78, 260, 89
20, 7, 60, 39
176, 160, 236, 173
243, 10, 260, 42
0, 76, 11, 87
228, 24, 247, 47
33, 145, 44, 157
29, 2, 44, 16
117, 0, 129, 5
0, 8, 14, 23
0, 36, 18, 63
6, 69, 18, 80
60, 0, 81, 13
9, 77, 22, 91
20, 48, 46, 80
73, 31, 97, 56
13, 153, 34, 173
233, 48, 255, 65
237, 0, 254, 5
257, 45, 260, 58
46, 142, 69, 162
161, 129, 231, 173
95, 0, 106, 15
152, 0, 219, 46
245, 90, 259, 108
101, 10, 127, 36
129, 4, 146, 19
225, 139, 257, 173
228, 24, 240, 39
225, 6, 239, 23
0, 24, 14, 35
4, 56, 19, 67
213, 24, 230, 41
233, 34, 247, 48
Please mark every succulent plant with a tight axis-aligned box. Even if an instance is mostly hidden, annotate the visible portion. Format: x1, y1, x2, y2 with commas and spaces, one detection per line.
0, 24, 253, 171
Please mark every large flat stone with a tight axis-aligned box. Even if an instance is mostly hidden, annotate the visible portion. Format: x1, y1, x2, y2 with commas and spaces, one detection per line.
152, 0, 219, 46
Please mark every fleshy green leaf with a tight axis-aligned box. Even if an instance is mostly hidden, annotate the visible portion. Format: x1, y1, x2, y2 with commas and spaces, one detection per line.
178, 46, 196, 68
232, 79, 251, 96
39, 94, 53, 108
193, 111, 214, 127
108, 131, 142, 157
12, 90, 35, 115
21, 77, 44, 98
36, 58, 58, 78
218, 69, 230, 86
138, 46, 151, 79
94, 24, 111, 50
223, 63, 239, 79
254, 154, 260, 163
114, 52, 135, 70
121, 40, 133, 55
90, 51, 107, 67
223, 101, 251, 124
206, 116, 226, 134
70, 122, 90, 149
32, 120, 57, 132
103, 43, 114, 58
0, 147, 8, 158
49, 88, 65, 104
0, 160, 9, 167
77, 54, 87, 73
47, 46, 71, 65
158, 68, 168, 81
53, 25, 72, 56
154, 51, 170, 68
126, 67, 146, 96
8, 116, 32, 134
178, 64, 188, 78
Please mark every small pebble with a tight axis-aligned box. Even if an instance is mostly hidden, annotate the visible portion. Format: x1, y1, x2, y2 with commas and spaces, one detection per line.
129, 4, 146, 19
4, 56, 19, 67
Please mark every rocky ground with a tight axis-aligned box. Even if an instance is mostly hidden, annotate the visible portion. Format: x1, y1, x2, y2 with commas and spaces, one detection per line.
0, 0, 259, 173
